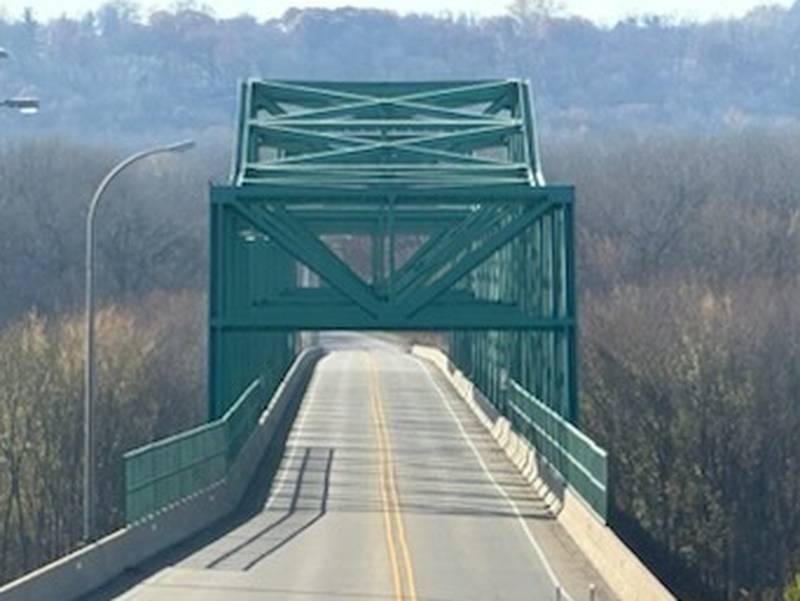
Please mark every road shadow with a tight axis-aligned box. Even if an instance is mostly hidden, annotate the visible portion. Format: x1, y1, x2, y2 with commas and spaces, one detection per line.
81, 379, 310, 600
202, 446, 335, 571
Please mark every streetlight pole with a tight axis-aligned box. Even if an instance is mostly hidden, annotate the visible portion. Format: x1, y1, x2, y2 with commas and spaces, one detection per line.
83, 140, 195, 543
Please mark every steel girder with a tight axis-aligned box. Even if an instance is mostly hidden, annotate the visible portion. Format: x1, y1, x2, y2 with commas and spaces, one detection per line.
209, 79, 577, 424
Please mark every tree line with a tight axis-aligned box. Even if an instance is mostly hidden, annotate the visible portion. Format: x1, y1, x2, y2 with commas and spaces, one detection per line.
548, 131, 800, 600
1, 1, 800, 141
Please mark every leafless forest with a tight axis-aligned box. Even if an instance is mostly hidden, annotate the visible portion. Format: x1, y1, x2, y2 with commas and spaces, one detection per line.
551, 133, 800, 600
1, 131, 797, 600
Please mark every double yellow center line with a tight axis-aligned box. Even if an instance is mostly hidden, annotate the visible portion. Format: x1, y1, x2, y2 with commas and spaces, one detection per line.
367, 353, 418, 601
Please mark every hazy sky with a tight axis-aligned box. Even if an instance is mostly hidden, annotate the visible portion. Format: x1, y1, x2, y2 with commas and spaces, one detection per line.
2, 0, 792, 24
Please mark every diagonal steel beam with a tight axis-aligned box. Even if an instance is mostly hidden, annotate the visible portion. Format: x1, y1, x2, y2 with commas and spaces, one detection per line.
390, 205, 507, 295
229, 201, 383, 317
398, 201, 557, 317
484, 91, 513, 115
251, 123, 522, 167
266, 204, 386, 312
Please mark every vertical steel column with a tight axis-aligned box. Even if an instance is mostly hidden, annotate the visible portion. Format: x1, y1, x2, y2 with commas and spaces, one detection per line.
208, 187, 227, 420
388, 195, 396, 299
565, 198, 579, 424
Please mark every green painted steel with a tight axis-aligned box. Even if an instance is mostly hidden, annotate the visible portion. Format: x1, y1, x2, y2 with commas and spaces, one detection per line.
209, 79, 577, 417
124, 421, 225, 523
124, 366, 289, 523
448, 199, 578, 421
205, 79, 601, 519
506, 380, 608, 520
120, 78, 609, 527
208, 192, 297, 418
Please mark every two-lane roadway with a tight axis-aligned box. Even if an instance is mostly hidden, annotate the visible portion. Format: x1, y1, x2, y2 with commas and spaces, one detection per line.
96, 334, 616, 601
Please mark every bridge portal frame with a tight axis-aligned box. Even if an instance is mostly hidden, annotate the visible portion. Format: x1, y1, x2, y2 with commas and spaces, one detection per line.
208, 79, 577, 425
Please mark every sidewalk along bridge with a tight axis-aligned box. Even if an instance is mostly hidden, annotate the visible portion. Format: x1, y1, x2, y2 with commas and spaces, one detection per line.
0, 80, 676, 601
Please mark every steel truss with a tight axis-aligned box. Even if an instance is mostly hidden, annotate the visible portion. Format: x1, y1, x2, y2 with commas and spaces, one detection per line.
209, 80, 577, 423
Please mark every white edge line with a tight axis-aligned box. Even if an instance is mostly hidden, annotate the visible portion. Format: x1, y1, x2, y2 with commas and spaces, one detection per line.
259, 358, 325, 513
416, 357, 575, 601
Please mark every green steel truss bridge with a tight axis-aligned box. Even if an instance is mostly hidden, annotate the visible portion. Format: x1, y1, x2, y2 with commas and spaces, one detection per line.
210, 79, 577, 423
5, 80, 674, 601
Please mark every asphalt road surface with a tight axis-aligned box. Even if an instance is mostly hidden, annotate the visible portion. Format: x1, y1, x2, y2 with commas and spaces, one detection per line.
100, 333, 616, 601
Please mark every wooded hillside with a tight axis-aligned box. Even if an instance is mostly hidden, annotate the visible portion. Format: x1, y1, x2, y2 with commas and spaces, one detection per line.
1, 1, 800, 140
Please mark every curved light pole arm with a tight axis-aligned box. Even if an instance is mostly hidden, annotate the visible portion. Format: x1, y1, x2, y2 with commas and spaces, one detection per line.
83, 139, 194, 542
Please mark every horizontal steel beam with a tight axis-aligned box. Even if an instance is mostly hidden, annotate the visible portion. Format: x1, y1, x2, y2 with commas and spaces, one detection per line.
211, 304, 574, 331
212, 183, 574, 203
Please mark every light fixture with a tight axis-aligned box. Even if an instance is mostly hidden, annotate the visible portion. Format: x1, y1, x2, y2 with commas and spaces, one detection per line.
239, 229, 258, 243
2, 97, 40, 114
238, 229, 269, 243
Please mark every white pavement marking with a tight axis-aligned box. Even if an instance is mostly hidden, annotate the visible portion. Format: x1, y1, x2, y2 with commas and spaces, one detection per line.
258, 354, 328, 515
416, 357, 575, 601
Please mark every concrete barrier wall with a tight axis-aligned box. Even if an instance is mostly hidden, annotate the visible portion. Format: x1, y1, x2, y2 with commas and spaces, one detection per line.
412, 345, 677, 601
0, 347, 324, 601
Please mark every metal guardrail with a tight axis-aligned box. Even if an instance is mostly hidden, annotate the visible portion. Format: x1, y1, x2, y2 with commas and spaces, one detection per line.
124, 373, 274, 523
507, 380, 608, 520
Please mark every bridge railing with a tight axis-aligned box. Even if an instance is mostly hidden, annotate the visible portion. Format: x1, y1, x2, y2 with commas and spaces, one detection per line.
124, 369, 281, 523
507, 379, 608, 519
124, 418, 227, 524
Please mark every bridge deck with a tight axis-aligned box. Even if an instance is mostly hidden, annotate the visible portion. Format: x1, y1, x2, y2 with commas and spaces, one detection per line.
92, 334, 615, 601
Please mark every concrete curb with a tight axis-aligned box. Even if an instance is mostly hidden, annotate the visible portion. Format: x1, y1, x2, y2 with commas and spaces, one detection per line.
411, 344, 677, 601
0, 347, 324, 601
